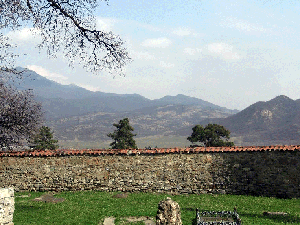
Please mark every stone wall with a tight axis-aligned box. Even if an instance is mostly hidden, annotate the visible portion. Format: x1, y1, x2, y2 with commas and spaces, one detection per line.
0, 151, 300, 198
0, 187, 14, 225
224, 151, 300, 199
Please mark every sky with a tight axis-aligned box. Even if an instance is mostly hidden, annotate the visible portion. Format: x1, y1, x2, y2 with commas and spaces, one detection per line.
5, 0, 300, 110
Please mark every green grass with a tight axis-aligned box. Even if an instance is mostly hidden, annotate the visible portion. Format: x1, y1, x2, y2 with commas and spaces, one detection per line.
14, 190, 300, 225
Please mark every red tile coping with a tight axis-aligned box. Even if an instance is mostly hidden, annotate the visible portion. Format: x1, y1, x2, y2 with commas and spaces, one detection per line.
1, 145, 300, 157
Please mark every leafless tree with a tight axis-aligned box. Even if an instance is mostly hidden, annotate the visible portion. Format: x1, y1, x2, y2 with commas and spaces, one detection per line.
0, 0, 131, 74
0, 1, 130, 149
0, 81, 43, 150
0, 34, 19, 74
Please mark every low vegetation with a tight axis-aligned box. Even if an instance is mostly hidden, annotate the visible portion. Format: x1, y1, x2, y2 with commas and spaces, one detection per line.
14, 190, 300, 224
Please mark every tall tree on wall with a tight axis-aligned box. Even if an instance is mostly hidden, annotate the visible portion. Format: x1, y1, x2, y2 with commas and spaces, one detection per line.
107, 118, 137, 149
187, 124, 234, 147
0, 82, 43, 150
0, 0, 131, 75
30, 126, 59, 150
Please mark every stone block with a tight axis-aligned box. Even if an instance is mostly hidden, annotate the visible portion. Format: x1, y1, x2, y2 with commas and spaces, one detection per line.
156, 197, 182, 225
0, 187, 14, 225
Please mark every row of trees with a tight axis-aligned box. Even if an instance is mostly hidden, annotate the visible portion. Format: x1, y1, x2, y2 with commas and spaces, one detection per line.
107, 118, 234, 149
1, 97, 232, 150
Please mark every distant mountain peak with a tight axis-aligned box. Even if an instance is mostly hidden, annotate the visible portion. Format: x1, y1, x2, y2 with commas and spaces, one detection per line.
271, 95, 293, 101
156, 93, 223, 109
68, 83, 78, 87
266, 95, 297, 109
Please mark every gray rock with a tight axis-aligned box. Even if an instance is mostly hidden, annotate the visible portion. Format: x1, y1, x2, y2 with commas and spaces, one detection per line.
32, 193, 65, 203
156, 197, 182, 225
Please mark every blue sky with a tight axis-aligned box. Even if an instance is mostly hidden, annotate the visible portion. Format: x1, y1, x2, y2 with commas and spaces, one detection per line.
6, 0, 300, 110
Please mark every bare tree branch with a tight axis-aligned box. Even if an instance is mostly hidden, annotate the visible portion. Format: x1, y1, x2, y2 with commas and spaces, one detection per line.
0, 0, 131, 74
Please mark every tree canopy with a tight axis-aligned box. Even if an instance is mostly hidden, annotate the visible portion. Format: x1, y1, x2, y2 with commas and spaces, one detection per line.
31, 126, 59, 150
0, 82, 43, 149
0, 0, 131, 74
107, 118, 137, 149
187, 124, 234, 147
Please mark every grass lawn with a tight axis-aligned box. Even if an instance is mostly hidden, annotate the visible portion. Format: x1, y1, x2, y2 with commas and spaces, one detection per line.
14, 190, 300, 224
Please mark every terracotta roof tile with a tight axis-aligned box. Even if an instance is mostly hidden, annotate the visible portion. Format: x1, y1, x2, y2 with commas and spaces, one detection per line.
157, 149, 164, 154
119, 149, 126, 154
1, 145, 300, 157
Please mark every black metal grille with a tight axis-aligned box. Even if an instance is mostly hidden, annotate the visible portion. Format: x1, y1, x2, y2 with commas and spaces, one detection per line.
196, 208, 242, 225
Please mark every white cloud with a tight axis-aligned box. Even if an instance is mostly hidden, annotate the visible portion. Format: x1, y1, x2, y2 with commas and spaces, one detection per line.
141, 37, 172, 48
172, 27, 192, 36
172, 27, 201, 37
96, 18, 116, 32
26, 65, 69, 84
183, 47, 202, 55
6, 27, 41, 42
206, 43, 241, 60
160, 61, 175, 68
221, 17, 267, 33
130, 50, 156, 60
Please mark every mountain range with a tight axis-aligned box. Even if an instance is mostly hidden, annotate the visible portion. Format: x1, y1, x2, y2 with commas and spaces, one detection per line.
12, 68, 237, 120
9, 68, 300, 147
198, 95, 300, 146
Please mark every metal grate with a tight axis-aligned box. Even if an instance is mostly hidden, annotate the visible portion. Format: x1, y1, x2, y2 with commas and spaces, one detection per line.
196, 207, 242, 225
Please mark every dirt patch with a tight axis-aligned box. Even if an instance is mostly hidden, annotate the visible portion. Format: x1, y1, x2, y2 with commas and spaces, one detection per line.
112, 193, 129, 199
120, 216, 155, 225
101, 216, 156, 225
31, 193, 65, 203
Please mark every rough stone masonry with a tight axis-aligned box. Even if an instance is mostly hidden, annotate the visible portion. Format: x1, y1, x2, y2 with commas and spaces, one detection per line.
1, 150, 300, 198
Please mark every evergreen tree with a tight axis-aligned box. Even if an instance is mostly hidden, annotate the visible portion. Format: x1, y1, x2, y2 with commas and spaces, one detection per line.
31, 126, 59, 150
187, 124, 234, 147
107, 118, 137, 149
